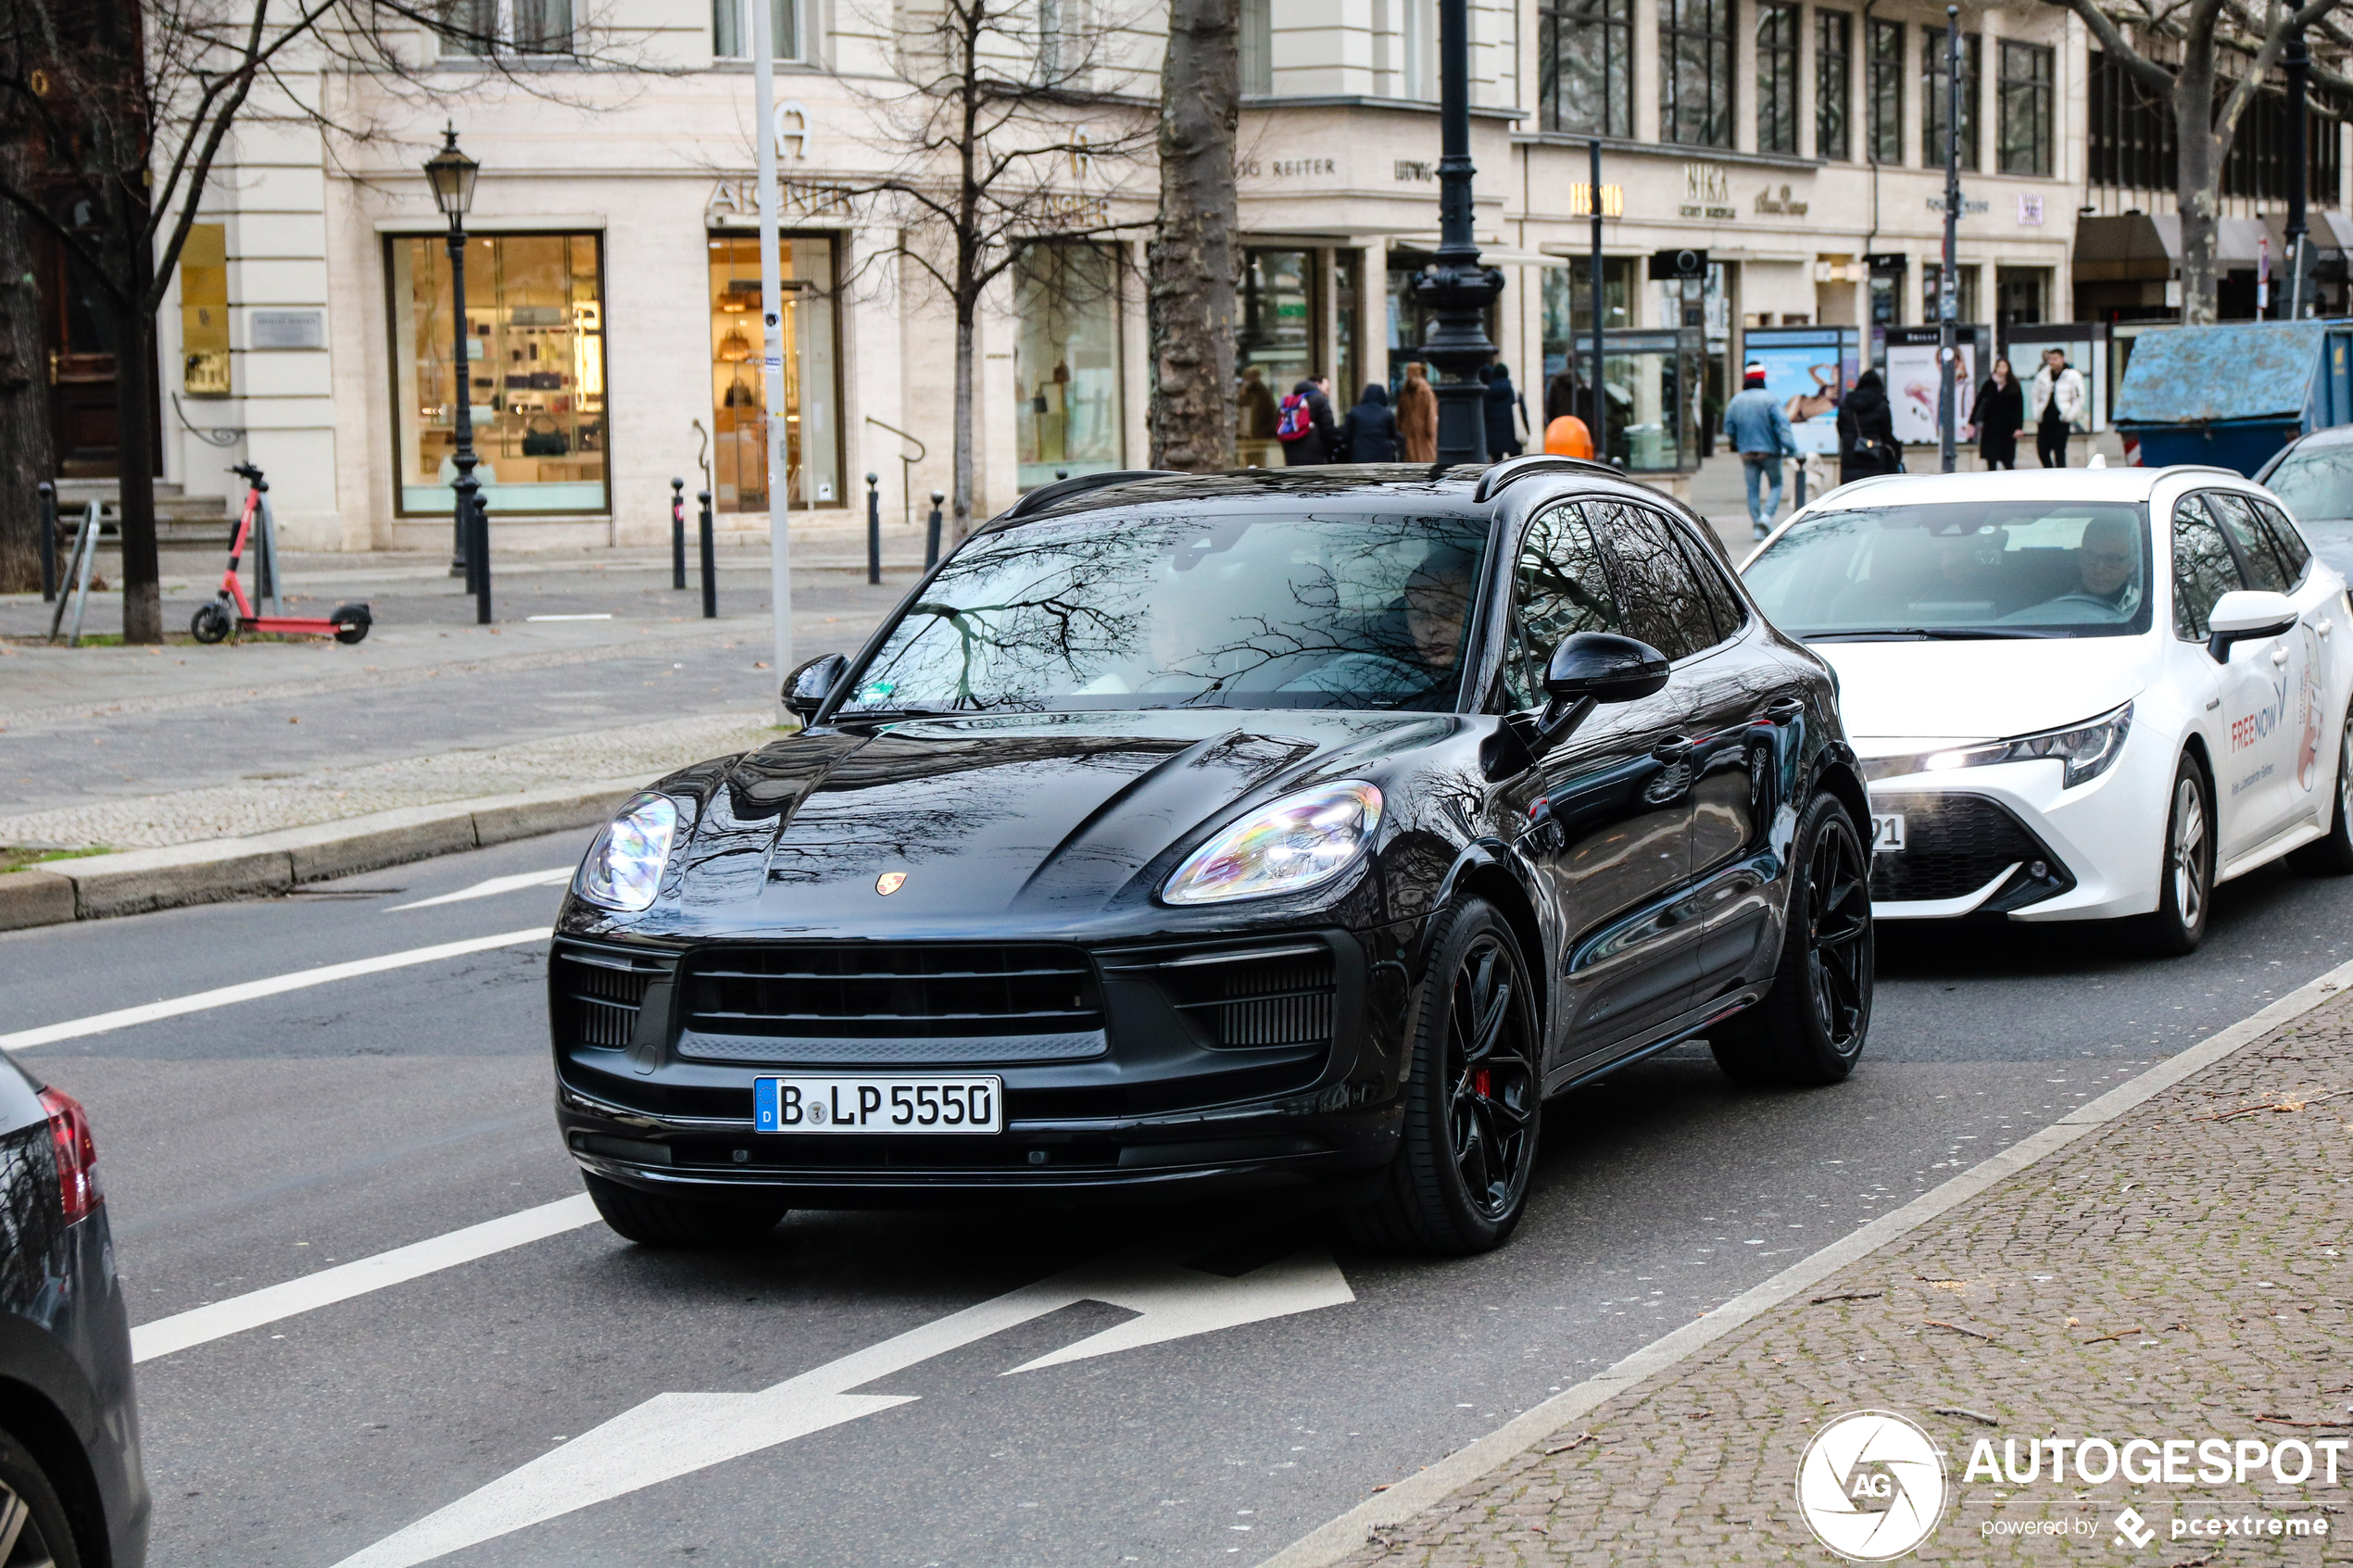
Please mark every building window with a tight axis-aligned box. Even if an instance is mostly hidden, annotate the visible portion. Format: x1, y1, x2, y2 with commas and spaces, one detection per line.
1014, 243, 1124, 491
437, 0, 573, 56
1661, 0, 1734, 148
1541, 0, 1633, 137
713, 0, 799, 58
1755, 1, 1799, 154
1921, 260, 1980, 324
1995, 40, 2054, 176
1239, 0, 1272, 94
388, 232, 608, 517
2221, 80, 2347, 203
1921, 26, 1981, 171
1238, 247, 1319, 468
1996, 265, 2050, 327
180, 222, 229, 397
1402, 0, 1437, 99
1868, 18, 1904, 163
1816, 10, 1852, 160
707, 233, 840, 510
2089, 49, 2175, 191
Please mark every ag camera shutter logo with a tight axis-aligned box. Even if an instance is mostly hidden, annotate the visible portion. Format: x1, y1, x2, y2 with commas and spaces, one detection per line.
1796, 1411, 1949, 1560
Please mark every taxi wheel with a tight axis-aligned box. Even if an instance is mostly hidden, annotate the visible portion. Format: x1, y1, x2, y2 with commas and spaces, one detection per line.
2139, 759, 2214, 957
2288, 716, 2353, 875
583, 1173, 786, 1248
1710, 792, 1873, 1088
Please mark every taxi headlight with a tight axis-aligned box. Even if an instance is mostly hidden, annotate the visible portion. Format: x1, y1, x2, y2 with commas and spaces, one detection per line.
1162, 782, 1383, 906
1919, 700, 2134, 789
575, 792, 681, 911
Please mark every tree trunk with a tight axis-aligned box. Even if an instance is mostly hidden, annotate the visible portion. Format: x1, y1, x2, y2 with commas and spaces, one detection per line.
2175, 49, 2221, 327
0, 152, 52, 595
952, 303, 976, 538
1148, 0, 1239, 472
112, 289, 161, 643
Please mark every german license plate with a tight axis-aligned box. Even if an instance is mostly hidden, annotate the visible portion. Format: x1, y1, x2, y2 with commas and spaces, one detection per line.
752, 1075, 1002, 1135
1870, 812, 1906, 854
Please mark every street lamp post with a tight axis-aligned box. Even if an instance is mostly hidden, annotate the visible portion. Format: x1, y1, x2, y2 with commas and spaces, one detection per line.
424, 127, 489, 619
1937, 9, 1961, 474
1416, 0, 1503, 466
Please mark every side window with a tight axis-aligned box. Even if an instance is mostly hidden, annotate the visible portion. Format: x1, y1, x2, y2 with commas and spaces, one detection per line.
1667, 516, 1749, 641
1506, 503, 1624, 709
2206, 491, 2291, 593
1592, 501, 1718, 662
2171, 496, 2245, 641
2251, 497, 2313, 585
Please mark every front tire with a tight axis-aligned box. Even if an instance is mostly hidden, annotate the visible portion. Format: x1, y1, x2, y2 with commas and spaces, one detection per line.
1341, 898, 1541, 1257
1710, 792, 1873, 1088
2288, 714, 2353, 875
584, 1173, 786, 1248
2138, 758, 2214, 956
190, 601, 233, 644
0, 1426, 86, 1568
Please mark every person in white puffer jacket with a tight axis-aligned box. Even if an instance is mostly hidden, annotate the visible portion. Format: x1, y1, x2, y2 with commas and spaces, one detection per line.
2030, 347, 2087, 469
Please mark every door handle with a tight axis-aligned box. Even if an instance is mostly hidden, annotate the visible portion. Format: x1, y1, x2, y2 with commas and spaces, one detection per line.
1764, 696, 1806, 724
2272, 646, 2291, 666
2320, 621, 2333, 638
1651, 735, 1695, 761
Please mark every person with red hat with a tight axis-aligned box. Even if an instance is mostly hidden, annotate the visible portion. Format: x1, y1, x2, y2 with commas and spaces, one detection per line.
1722, 360, 1799, 539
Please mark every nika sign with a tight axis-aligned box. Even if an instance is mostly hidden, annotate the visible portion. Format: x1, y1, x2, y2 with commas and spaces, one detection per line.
1680, 164, 1734, 220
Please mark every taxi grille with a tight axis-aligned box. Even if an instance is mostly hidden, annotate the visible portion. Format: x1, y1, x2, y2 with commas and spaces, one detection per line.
1869, 793, 2053, 904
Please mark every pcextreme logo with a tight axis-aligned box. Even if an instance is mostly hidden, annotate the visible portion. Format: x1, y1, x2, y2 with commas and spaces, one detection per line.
1796, 1411, 1949, 1561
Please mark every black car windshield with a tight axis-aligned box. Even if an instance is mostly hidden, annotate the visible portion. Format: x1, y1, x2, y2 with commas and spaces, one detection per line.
840, 510, 1491, 714
2262, 446, 2353, 522
1743, 499, 2154, 640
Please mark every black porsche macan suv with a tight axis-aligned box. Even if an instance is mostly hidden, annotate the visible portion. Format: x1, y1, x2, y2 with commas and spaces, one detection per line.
550, 458, 1875, 1255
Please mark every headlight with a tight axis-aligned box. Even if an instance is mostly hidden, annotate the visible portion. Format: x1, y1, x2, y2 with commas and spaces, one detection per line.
1162, 782, 1383, 906
1869, 701, 2134, 790
575, 792, 681, 911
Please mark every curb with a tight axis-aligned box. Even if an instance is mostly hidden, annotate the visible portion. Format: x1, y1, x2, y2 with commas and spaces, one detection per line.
1254, 954, 2353, 1568
0, 777, 651, 931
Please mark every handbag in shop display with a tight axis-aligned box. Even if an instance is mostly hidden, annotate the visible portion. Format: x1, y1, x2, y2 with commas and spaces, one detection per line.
522, 415, 571, 458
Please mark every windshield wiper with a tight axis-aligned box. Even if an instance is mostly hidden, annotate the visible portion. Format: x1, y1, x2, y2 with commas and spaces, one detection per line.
836, 703, 980, 721
1804, 627, 2057, 642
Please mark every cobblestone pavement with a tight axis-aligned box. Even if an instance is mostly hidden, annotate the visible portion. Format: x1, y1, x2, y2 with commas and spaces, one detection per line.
0, 709, 774, 848
1332, 992, 2353, 1565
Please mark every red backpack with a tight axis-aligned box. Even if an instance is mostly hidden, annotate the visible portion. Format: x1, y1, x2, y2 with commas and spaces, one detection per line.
1276, 393, 1313, 441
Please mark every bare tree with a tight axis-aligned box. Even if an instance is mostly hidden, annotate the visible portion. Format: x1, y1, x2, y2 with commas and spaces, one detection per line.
1146, 0, 1237, 471
0, 137, 49, 595
2064, 0, 2345, 325
0, 1, 634, 640
840, 0, 1153, 538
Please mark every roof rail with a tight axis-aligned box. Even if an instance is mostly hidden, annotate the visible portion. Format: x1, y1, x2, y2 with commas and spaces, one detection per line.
1471, 454, 1628, 504
998, 469, 1182, 522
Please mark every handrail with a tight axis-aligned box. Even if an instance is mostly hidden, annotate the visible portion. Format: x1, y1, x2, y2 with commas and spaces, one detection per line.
863, 415, 928, 528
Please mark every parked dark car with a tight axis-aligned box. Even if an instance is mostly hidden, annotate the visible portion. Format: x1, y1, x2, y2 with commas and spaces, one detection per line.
0, 1063, 147, 1566
549, 460, 1875, 1255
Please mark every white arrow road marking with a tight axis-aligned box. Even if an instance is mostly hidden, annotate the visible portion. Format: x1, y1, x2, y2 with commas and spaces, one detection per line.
132, 1195, 598, 1363
0, 927, 552, 1052
329, 1243, 1354, 1568
386, 869, 573, 911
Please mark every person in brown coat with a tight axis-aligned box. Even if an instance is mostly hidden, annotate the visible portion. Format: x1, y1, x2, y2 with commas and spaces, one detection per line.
1395, 362, 1439, 462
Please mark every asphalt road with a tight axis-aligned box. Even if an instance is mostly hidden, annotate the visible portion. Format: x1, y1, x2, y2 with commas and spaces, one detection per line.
4, 832, 2349, 1568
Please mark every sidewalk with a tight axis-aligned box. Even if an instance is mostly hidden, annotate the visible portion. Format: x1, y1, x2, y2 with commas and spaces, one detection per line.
1300, 981, 2353, 1564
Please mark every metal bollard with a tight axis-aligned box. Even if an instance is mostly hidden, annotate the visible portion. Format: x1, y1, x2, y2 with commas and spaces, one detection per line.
671, 478, 686, 590
472, 495, 494, 624
925, 490, 944, 571
37, 481, 57, 602
1792, 456, 1807, 512
698, 489, 717, 621
865, 471, 881, 586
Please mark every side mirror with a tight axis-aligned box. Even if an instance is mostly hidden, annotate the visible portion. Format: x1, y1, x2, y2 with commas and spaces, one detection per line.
2205, 589, 2298, 663
782, 652, 848, 723
1545, 632, 1671, 705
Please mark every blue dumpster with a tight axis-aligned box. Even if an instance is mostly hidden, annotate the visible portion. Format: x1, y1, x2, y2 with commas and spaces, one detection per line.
2114, 320, 2353, 476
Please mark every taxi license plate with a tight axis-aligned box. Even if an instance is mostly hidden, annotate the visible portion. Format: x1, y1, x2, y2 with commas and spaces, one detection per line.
1870, 812, 1906, 854
753, 1075, 1002, 1135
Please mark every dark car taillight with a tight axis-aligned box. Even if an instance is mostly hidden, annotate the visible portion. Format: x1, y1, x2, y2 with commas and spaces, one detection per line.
39, 1087, 99, 1224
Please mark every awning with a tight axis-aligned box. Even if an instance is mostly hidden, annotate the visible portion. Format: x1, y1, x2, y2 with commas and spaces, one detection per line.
2075, 212, 2278, 279
1389, 235, 1570, 267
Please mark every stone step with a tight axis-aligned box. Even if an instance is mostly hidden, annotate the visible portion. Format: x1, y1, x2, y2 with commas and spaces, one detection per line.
51, 480, 236, 545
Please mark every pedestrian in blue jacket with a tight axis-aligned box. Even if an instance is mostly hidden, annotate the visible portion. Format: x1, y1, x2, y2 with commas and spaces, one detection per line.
1722, 362, 1800, 539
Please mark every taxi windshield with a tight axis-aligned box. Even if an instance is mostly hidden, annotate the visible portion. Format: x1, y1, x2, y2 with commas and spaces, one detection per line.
1743, 500, 2154, 641
840, 510, 1491, 714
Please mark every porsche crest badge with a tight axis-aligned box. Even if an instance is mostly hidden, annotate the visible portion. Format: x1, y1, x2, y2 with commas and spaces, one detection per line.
875, 872, 907, 896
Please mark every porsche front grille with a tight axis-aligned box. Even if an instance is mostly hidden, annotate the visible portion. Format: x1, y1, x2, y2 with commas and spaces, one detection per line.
550, 949, 668, 1049
677, 945, 1103, 1040
1105, 941, 1338, 1050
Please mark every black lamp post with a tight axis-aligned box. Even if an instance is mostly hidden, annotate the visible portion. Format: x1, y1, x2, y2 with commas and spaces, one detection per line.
1415, 0, 1503, 466
424, 126, 486, 610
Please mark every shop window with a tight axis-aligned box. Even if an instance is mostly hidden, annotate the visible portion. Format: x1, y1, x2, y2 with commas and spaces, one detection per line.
1868, 18, 1904, 164
1817, 10, 1852, 161
1541, 0, 1633, 138
1921, 26, 1982, 171
708, 232, 841, 510
1335, 250, 1362, 408
1998, 41, 2055, 176
1660, 0, 1734, 148
437, 0, 573, 56
1239, 247, 1317, 468
388, 232, 608, 517
180, 222, 229, 397
1921, 262, 1981, 324
1388, 256, 1498, 388
1541, 257, 1635, 375
1014, 242, 1125, 491
1996, 266, 2049, 328
713, 0, 799, 58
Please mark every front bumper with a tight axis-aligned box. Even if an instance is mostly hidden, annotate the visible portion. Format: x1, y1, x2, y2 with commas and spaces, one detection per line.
548, 923, 1418, 1206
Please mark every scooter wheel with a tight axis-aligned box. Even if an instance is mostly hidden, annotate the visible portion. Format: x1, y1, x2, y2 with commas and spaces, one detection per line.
190, 603, 233, 645
330, 603, 372, 645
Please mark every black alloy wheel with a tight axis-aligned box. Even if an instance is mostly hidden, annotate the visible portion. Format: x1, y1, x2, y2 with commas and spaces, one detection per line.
2139, 757, 2214, 956
583, 1173, 787, 1248
1342, 897, 1541, 1256
0, 1429, 83, 1568
2289, 713, 2353, 875
1711, 792, 1874, 1088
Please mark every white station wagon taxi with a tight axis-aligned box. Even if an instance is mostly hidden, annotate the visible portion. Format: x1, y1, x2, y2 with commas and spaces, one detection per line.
1742, 467, 2353, 953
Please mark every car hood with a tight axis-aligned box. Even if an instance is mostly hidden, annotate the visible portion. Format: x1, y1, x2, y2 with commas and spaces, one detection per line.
663, 709, 1450, 934
1812, 636, 2152, 746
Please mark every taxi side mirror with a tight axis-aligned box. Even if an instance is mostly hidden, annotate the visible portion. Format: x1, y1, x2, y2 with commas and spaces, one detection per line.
783, 653, 849, 723
2205, 590, 2297, 663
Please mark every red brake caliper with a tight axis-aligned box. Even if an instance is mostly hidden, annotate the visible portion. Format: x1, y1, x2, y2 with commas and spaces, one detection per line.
1471, 1067, 1491, 1099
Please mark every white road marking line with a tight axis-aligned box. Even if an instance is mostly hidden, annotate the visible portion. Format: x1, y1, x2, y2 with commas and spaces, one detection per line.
330, 1245, 1353, 1568
523, 613, 613, 621
387, 870, 573, 911
0, 927, 552, 1052
132, 1195, 598, 1363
